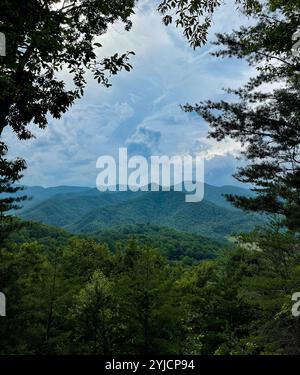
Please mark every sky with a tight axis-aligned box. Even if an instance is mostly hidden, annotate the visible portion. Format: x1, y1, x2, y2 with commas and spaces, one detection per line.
4, 0, 255, 188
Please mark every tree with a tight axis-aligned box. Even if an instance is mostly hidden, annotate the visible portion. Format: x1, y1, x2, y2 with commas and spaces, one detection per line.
227, 225, 300, 354
0, 0, 136, 223
0, 144, 26, 243
181, 0, 300, 229
70, 270, 116, 354
113, 242, 186, 354
0, 241, 56, 353
178, 257, 257, 354
0, 0, 136, 136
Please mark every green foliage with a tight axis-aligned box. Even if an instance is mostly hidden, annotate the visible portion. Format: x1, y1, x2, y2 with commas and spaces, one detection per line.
1, 219, 300, 355
0, 0, 136, 137
97, 224, 223, 264
0, 221, 189, 354
0, 240, 61, 353
112, 244, 186, 354
70, 270, 116, 354
179, 224, 300, 355
0, 142, 26, 242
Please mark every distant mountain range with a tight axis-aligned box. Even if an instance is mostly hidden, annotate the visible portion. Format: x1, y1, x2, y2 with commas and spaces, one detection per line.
9, 183, 265, 239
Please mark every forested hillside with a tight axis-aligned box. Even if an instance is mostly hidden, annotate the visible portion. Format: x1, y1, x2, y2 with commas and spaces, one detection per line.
17, 184, 262, 239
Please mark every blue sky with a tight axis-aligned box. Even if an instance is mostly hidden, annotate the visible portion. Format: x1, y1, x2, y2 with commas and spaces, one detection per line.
4, 0, 254, 188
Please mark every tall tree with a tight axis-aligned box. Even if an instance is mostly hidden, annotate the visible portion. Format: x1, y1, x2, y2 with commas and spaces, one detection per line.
70, 270, 116, 354
0, 142, 26, 242
181, 0, 300, 229
113, 242, 185, 354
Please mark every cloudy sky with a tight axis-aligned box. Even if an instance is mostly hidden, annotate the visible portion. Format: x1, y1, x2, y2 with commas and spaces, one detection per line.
4, 0, 255, 188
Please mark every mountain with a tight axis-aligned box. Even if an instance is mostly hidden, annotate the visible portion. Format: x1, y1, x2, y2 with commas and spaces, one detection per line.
202, 184, 254, 210
66, 189, 261, 238
15, 183, 263, 239
5, 185, 92, 213
18, 188, 144, 226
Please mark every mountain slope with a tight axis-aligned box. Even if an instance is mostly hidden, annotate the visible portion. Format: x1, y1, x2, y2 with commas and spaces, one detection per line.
16, 184, 263, 239
66, 190, 262, 238
19, 188, 144, 226
8, 185, 92, 213
203, 183, 254, 210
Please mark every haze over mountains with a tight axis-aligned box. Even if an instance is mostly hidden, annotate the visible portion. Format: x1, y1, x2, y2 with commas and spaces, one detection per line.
13, 183, 263, 240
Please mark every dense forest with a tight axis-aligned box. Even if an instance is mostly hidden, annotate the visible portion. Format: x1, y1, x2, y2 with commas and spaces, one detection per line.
0, 0, 299, 356
0, 218, 299, 354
